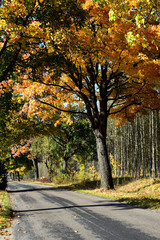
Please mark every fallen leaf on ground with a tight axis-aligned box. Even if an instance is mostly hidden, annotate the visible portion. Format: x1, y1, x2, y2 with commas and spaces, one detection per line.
5, 233, 11, 236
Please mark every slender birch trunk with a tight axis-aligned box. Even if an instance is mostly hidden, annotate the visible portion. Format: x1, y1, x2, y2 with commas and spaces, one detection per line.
151, 112, 156, 178
134, 117, 138, 178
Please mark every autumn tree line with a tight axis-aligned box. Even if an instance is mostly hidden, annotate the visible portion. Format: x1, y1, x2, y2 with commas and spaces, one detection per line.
7, 111, 160, 183
0, 0, 160, 189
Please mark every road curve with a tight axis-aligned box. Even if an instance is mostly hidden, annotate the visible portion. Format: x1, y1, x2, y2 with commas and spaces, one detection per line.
5, 181, 160, 240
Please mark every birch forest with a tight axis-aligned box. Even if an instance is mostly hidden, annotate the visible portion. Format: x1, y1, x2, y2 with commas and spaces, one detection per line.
107, 111, 160, 179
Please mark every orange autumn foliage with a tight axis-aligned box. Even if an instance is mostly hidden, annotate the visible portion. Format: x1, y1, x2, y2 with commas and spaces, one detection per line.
12, 0, 160, 126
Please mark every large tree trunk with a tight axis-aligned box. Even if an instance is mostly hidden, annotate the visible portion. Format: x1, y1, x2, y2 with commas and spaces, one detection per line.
63, 150, 70, 172
94, 128, 114, 189
32, 157, 39, 181
17, 171, 20, 181
82, 63, 114, 189
63, 156, 69, 172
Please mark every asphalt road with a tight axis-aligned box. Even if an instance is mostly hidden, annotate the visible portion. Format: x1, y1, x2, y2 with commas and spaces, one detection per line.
5, 181, 160, 240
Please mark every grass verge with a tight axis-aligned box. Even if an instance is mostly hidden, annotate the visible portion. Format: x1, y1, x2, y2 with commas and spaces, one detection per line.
0, 190, 12, 231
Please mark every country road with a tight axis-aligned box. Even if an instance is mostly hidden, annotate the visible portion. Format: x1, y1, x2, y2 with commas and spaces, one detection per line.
4, 181, 160, 240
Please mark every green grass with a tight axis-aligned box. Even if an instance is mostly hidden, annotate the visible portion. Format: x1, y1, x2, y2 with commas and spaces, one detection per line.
0, 191, 12, 231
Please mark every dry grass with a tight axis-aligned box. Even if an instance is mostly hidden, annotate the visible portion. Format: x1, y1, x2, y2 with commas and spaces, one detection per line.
0, 191, 12, 231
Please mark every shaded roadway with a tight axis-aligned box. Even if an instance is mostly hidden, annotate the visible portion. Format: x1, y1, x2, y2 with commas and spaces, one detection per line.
6, 181, 160, 240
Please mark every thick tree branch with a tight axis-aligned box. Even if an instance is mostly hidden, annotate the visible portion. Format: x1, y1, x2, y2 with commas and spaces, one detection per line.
38, 99, 87, 115
0, 47, 21, 82
109, 101, 140, 115
0, 38, 9, 57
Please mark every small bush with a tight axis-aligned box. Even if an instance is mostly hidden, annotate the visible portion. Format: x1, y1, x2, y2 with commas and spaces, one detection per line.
40, 177, 52, 183
0, 162, 7, 190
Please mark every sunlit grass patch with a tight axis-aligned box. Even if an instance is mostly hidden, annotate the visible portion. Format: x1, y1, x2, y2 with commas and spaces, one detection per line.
0, 191, 12, 231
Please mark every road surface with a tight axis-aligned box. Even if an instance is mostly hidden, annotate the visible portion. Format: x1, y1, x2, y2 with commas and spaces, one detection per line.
4, 181, 160, 240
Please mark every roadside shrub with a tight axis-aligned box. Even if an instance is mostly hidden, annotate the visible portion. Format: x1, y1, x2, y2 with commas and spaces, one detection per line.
0, 162, 7, 190
52, 163, 100, 185
40, 177, 52, 183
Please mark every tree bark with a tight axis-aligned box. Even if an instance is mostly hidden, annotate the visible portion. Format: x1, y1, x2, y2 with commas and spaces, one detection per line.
149, 113, 152, 177
134, 117, 138, 178
155, 111, 158, 178
63, 156, 69, 172
17, 171, 20, 181
79, 64, 114, 189
120, 135, 123, 176
151, 111, 157, 178
114, 125, 117, 176
94, 128, 114, 189
32, 157, 39, 180
140, 117, 146, 177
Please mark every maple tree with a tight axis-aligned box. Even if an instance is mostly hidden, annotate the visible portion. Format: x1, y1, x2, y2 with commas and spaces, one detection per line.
0, 0, 86, 183
0, 0, 44, 173
10, 139, 40, 180
1, 0, 160, 189
0, 0, 87, 81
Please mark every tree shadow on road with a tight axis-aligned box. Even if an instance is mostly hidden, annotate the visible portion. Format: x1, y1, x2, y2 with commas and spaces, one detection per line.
14, 201, 143, 214
7, 187, 63, 193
